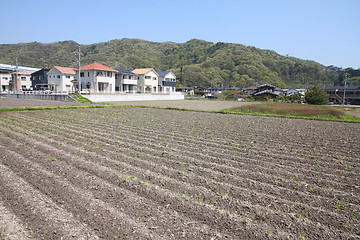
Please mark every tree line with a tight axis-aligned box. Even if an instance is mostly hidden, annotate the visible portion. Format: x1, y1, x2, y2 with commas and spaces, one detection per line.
0, 38, 355, 88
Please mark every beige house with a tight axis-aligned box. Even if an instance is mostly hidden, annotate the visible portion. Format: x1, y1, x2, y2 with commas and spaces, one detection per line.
76, 62, 117, 93
11, 70, 34, 91
132, 68, 159, 93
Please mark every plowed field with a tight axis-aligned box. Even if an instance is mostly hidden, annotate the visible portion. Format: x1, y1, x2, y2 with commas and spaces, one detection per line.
0, 107, 359, 239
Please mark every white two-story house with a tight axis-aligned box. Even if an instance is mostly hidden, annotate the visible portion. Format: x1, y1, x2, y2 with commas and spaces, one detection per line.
76, 62, 117, 93
158, 71, 176, 93
47, 66, 76, 92
115, 69, 138, 93
132, 68, 159, 93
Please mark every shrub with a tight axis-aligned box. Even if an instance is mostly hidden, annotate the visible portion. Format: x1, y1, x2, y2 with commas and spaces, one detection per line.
305, 86, 329, 105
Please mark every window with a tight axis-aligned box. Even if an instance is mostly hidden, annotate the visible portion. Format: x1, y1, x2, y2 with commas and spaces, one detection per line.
96, 71, 103, 76
153, 77, 157, 80
21, 76, 26, 80
57, 75, 60, 78
66, 75, 70, 79
3, 77, 8, 80
39, 76, 43, 80
107, 72, 112, 77
80, 72, 84, 77
88, 72, 90, 77
145, 76, 151, 79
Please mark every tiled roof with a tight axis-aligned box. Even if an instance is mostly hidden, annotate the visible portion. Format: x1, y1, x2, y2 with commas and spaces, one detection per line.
157, 71, 170, 77
53, 66, 76, 74
12, 70, 35, 75
77, 62, 117, 72
132, 68, 158, 75
116, 69, 135, 74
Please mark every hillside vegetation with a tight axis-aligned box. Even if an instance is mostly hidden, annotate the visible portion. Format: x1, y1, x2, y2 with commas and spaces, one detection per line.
0, 38, 347, 88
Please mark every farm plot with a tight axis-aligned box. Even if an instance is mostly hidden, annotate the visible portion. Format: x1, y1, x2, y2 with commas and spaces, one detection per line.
0, 107, 359, 239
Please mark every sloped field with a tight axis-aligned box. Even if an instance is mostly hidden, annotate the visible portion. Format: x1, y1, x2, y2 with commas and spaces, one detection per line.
0, 107, 359, 239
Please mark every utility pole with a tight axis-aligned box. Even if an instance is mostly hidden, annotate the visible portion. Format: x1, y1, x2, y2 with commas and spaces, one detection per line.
78, 45, 81, 93
16, 57, 19, 91
343, 73, 347, 105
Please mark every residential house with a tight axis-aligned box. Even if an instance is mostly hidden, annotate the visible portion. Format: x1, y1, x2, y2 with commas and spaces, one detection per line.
227, 93, 244, 101
324, 85, 360, 105
285, 89, 299, 96
76, 62, 117, 93
0, 64, 39, 91
47, 66, 76, 92
245, 86, 257, 95
176, 87, 194, 95
252, 83, 280, 100
132, 68, 159, 93
0, 69, 11, 91
115, 69, 137, 93
11, 70, 34, 91
31, 69, 50, 90
157, 71, 176, 93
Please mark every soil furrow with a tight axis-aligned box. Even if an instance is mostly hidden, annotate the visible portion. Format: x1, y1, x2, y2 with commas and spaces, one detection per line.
0, 119, 356, 237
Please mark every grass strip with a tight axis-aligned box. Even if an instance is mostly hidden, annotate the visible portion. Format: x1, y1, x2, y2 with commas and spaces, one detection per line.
69, 94, 94, 103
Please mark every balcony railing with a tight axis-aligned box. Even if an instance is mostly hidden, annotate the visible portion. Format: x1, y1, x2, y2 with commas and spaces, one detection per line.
163, 81, 176, 87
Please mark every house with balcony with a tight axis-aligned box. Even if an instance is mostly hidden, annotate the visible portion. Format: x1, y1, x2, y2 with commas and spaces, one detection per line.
31, 69, 50, 90
132, 68, 159, 93
75, 62, 117, 93
158, 71, 176, 93
47, 66, 76, 92
115, 69, 138, 93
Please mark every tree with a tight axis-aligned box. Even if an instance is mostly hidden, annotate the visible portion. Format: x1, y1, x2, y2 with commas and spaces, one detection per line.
305, 86, 329, 105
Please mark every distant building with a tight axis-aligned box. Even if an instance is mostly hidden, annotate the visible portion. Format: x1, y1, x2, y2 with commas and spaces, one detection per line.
324, 86, 360, 105
251, 83, 280, 100
31, 69, 50, 90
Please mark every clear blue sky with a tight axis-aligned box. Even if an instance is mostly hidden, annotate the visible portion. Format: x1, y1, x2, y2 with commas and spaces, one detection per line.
2, 0, 359, 69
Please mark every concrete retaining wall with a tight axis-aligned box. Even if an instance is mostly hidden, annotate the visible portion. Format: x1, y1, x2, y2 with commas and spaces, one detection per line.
2, 93, 74, 101
84, 92, 184, 102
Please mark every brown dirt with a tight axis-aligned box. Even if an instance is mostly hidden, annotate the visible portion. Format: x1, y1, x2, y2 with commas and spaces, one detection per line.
0, 107, 359, 239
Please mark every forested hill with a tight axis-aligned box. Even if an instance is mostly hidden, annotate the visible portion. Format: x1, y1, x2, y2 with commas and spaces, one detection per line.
0, 38, 348, 88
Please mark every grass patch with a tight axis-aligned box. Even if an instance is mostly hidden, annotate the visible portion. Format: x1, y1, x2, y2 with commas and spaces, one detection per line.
221, 102, 360, 123
69, 94, 93, 103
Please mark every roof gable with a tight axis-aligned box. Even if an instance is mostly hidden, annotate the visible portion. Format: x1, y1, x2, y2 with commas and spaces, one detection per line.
77, 62, 117, 72
132, 68, 159, 76
158, 71, 176, 78
50, 66, 76, 75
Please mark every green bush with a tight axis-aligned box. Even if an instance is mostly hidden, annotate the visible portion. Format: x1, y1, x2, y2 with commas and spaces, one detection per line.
305, 86, 329, 105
